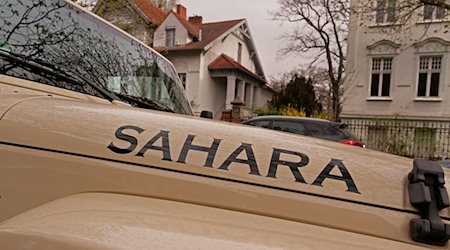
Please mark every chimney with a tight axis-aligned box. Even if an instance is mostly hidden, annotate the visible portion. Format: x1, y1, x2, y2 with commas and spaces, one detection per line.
189, 15, 203, 25
177, 4, 187, 20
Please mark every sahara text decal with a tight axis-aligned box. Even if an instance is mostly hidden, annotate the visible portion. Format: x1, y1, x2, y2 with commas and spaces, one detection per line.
107, 125, 360, 194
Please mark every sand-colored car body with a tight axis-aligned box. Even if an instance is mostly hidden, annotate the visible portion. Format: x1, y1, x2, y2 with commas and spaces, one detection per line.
0, 84, 449, 248
1, 0, 450, 248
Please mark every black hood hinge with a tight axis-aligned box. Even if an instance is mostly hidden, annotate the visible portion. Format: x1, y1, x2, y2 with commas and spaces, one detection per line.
408, 159, 450, 246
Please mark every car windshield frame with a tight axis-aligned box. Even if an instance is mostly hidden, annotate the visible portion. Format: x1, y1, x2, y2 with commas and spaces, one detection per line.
0, 0, 193, 115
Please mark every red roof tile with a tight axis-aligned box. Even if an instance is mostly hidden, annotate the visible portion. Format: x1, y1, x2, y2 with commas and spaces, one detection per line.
133, 0, 168, 25
155, 19, 244, 51
209, 54, 265, 83
172, 12, 200, 38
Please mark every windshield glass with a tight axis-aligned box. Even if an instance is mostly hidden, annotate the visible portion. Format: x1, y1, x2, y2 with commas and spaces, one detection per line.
0, 0, 192, 115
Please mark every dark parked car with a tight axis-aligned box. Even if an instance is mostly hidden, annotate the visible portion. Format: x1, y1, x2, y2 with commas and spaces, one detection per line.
242, 116, 364, 147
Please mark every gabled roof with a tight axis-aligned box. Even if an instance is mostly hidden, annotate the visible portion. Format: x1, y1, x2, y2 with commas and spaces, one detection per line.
155, 14, 265, 81
132, 0, 167, 25
172, 12, 200, 38
155, 19, 244, 51
209, 54, 266, 83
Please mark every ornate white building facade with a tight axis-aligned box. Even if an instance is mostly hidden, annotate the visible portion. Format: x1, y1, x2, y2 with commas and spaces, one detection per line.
343, 1, 450, 159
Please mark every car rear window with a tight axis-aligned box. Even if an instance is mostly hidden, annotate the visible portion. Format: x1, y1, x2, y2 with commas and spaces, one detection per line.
301, 122, 333, 136
272, 120, 305, 135
247, 120, 271, 128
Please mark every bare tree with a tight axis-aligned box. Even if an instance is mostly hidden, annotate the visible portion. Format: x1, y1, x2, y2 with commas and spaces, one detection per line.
1, 0, 166, 100
422, 0, 450, 9
390, 0, 450, 13
150, 0, 178, 11
71, 0, 178, 11
70, 0, 96, 9
273, 0, 349, 121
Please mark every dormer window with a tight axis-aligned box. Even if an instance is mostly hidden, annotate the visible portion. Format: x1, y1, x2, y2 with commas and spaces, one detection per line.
165, 28, 175, 47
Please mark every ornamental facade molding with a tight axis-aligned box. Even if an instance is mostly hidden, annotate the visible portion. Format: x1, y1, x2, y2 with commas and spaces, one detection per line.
414, 37, 450, 53
367, 40, 401, 55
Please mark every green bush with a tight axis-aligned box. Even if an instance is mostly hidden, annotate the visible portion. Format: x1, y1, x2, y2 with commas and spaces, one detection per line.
253, 106, 281, 116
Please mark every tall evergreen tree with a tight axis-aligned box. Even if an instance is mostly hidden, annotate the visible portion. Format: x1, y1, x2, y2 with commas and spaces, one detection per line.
269, 75, 322, 117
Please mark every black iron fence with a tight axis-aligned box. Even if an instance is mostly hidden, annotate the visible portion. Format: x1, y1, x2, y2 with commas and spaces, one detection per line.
341, 117, 450, 160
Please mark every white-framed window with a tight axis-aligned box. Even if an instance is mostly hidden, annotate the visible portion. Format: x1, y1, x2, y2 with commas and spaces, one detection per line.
178, 73, 187, 89
424, 4, 447, 21
417, 56, 442, 97
165, 28, 175, 47
376, 0, 396, 23
370, 57, 393, 97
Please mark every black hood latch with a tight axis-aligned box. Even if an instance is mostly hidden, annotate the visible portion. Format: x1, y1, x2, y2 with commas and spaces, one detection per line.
408, 159, 450, 246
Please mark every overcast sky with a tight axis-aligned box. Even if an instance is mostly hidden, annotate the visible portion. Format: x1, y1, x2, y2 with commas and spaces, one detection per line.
179, 0, 299, 79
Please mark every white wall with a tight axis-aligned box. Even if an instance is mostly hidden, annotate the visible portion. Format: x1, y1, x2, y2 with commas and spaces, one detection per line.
197, 27, 261, 114
155, 18, 270, 117
343, 1, 450, 118
258, 87, 273, 107
204, 28, 257, 74
167, 52, 202, 113
153, 14, 189, 47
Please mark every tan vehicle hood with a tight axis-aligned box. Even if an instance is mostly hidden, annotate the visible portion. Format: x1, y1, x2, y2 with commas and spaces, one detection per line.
0, 95, 449, 247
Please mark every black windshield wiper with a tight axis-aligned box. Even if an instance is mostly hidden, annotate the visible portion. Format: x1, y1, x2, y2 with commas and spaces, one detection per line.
115, 93, 174, 113
0, 49, 119, 102
0, 50, 176, 112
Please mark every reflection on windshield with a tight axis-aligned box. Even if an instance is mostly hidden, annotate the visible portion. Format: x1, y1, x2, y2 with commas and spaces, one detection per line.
0, 0, 192, 115
107, 65, 176, 110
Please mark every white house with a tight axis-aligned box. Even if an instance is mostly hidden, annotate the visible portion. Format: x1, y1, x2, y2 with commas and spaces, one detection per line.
343, 1, 450, 159
153, 5, 273, 118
